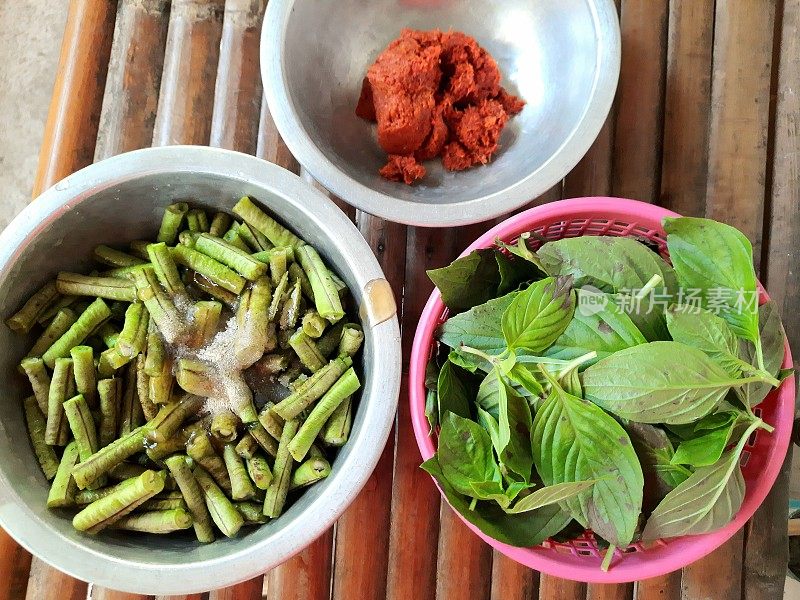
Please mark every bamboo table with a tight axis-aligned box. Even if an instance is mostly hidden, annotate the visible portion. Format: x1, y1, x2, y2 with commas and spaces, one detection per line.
6, 0, 798, 599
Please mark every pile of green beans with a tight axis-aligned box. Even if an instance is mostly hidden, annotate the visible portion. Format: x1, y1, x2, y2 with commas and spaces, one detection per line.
7, 197, 364, 541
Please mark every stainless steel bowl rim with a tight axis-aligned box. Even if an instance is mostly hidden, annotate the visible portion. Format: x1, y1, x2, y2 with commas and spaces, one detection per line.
261, 0, 621, 227
0, 146, 401, 594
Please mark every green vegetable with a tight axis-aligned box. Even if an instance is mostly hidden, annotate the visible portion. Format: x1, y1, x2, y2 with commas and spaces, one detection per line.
436, 361, 471, 423
502, 276, 575, 354
427, 249, 501, 312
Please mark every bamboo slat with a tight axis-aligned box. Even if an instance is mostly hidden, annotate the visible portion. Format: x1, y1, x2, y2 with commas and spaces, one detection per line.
587, 583, 634, 600
490, 552, 538, 600
24, 559, 88, 600
0, 529, 31, 600
537, 576, 586, 600
435, 503, 493, 600
207, 578, 262, 600
256, 97, 299, 173
679, 532, 745, 600
95, 0, 170, 160
634, 571, 681, 600
265, 528, 333, 600
92, 588, 152, 600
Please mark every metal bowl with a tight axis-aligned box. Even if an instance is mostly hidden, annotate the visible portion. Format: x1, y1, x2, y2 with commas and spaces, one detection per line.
262, 0, 620, 226
0, 146, 401, 595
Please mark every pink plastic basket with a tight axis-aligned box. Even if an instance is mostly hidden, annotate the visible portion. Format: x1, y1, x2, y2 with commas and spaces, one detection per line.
408, 197, 795, 583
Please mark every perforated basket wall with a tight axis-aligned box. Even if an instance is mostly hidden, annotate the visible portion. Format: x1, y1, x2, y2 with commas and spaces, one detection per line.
408, 198, 795, 584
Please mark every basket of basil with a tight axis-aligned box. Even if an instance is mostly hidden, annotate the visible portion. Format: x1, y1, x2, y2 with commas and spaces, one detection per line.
408, 197, 795, 583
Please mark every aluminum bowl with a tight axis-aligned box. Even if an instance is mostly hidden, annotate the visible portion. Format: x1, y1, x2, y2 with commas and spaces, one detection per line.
0, 146, 401, 595
261, 0, 620, 226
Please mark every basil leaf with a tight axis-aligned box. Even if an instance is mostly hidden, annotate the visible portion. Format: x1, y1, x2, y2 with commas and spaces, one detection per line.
671, 421, 736, 468
502, 277, 575, 353
531, 381, 644, 547
546, 289, 646, 365
641, 419, 758, 540
428, 250, 500, 312
469, 480, 511, 507
610, 292, 670, 341
495, 378, 534, 481
422, 457, 572, 547
437, 413, 500, 496
666, 304, 743, 376
507, 363, 545, 397
664, 217, 759, 345
739, 301, 786, 406
582, 341, 739, 424
439, 291, 518, 355
694, 410, 738, 432
495, 235, 549, 274
495, 251, 542, 295
476, 370, 502, 420
537, 236, 678, 294
476, 407, 502, 453
506, 480, 597, 514
437, 361, 472, 423
625, 422, 690, 510
425, 389, 438, 434
560, 366, 583, 397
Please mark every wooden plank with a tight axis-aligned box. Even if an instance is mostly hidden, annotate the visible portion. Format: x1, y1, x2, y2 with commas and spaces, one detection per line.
33, 0, 116, 195
256, 97, 299, 173
764, 0, 800, 358
537, 576, 585, 600
95, 0, 170, 160
25, 559, 88, 600
611, 0, 669, 202
265, 528, 333, 600
634, 571, 681, 600
705, 0, 778, 269
152, 0, 225, 146
658, 0, 715, 216
92, 588, 151, 600
586, 583, 633, 600
435, 503, 492, 600
207, 578, 262, 600
489, 552, 537, 600
154, 595, 207, 600
680, 532, 745, 600
0, 529, 31, 600
209, 0, 266, 154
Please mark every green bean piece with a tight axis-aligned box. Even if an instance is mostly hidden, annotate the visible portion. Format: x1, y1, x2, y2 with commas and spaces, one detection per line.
100, 264, 151, 280
135, 354, 158, 420
147, 242, 187, 296
268, 247, 293, 286
288, 330, 326, 373
6, 281, 60, 334
72, 427, 148, 489
28, 308, 77, 359
249, 353, 290, 378
113, 508, 193, 533
149, 356, 175, 405
146, 428, 189, 462
289, 262, 315, 302
93, 245, 147, 268
186, 208, 210, 233
278, 359, 304, 387
186, 432, 232, 494
108, 462, 148, 482
98, 346, 132, 376
72, 469, 165, 533
295, 245, 344, 323
193, 465, 243, 538
148, 400, 181, 431
189, 271, 239, 306
237, 222, 264, 252
235, 276, 272, 367
263, 418, 299, 518
97, 322, 119, 348
316, 320, 345, 358
164, 455, 215, 542
190, 301, 222, 348
211, 411, 239, 443
70, 345, 97, 408
45, 358, 74, 446
241, 222, 273, 252
290, 456, 332, 490
179, 230, 199, 248
144, 318, 165, 376
301, 310, 327, 339
235, 501, 268, 525
279, 280, 303, 331
267, 271, 289, 322
246, 455, 272, 490
233, 196, 301, 248
63, 394, 99, 462
36, 295, 79, 326
288, 368, 360, 461
56, 273, 137, 302
195, 234, 268, 282
235, 434, 258, 460
277, 329, 292, 350
24, 396, 59, 480
288, 374, 309, 392
271, 356, 352, 420
338, 323, 364, 357
209, 212, 232, 237
119, 362, 144, 437
250, 250, 271, 264
171, 245, 245, 294
246, 422, 279, 458
258, 403, 285, 441
132, 266, 186, 343
141, 491, 187, 511
321, 395, 353, 447
157, 202, 189, 244
328, 270, 348, 298
223, 225, 252, 252
128, 240, 152, 261
47, 442, 81, 508
223, 445, 256, 500
176, 358, 216, 396
98, 378, 121, 448
116, 302, 148, 358
74, 478, 137, 505
20, 357, 51, 414
42, 298, 111, 368
147, 395, 204, 444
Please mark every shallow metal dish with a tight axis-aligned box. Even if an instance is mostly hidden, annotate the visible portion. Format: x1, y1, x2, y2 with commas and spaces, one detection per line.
0, 146, 401, 595
262, 0, 620, 226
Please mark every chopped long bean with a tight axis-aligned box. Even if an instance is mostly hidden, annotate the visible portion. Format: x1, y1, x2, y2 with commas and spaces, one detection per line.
147, 242, 186, 296
144, 318, 165, 376
98, 378, 120, 448
56, 273, 137, 302
47, 442, 80, 508
186, 208, 209, 233
42, 298, 111, 368
157, 202, 189, 244
135, 354, 157, 420
94, 245, 146, 268
149, 356, 175, 405
223, 445, 256, 500
132, 267, 185, 342
29, 308, 77, 358
193, 466, 243, 538
24, 396, 59, 479
186, 432, 232, 494
113, 508, 193, 533
223, 226, 251, 252
235, 502, 268, 524
72, 426, 148, 489
288, 330, 325, 373
301, 310, 327, 338
190, 300, 221, 348
119, 362, 143, 437
290, 456, 332, 490
279, 279, 303, 330
46, 358, 74, 446
209, 212, 232, 237
171, 245, 245, 294
246, 455, 272, 490
63, 394, 99, 462
72, 469, 164, 533
195, 234, 267, 281
263, 418, 299, 518
117, 302, 148, 358
6, 281, 60, 334
321, 395, 353, 447
271, 356, 352, 420
211, 411, 239, 443
21, 357, 51, 414
235, 276, 271, 367
164, 455, 215, 543
233, 196, 301, 248
295, 245, 344, 323
70, 346, 97, 408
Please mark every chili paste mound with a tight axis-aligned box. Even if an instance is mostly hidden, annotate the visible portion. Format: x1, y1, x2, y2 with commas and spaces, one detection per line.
356, 28, 525, 184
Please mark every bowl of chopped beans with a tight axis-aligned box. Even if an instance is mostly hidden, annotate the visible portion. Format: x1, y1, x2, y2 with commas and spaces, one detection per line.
262, 0, 620, 226
0, 145, 401, 595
